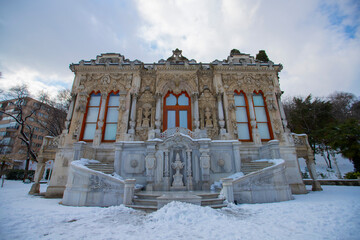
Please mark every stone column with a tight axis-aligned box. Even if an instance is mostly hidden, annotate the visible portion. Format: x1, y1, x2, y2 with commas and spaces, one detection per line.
155, 93, 162, 131
192, 93, 200, 131
163, 150, 170, 190
217, 93, 226, 135
128, 93, 138, 136
221, 178, 234, 203
93, 93, 108, 146
276, 93, 288, 128
246, 92, 261, 145
145, 142, 156, 191
199, 140, 211, 190
186, 149, 193, 190
73, 141, 86, 160
114, 142, 123, 174
232, 142, 241, 172
64, 94, 76, 131
123, 179, 136, 205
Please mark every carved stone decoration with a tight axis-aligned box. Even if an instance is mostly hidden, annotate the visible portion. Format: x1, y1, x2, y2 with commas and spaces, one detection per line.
157, 73, 198, 96
78, 73, 131, 94
199, 88, 218, 138
135, 89, 156, 140
130, 159, 138, 168
171, 153, 185, 188
217, 159, 225, 167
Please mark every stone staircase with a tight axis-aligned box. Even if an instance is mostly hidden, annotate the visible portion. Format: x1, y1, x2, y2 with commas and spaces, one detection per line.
85, 163, 114, 174
241, 161, 273, 175
126, 191, 227, 212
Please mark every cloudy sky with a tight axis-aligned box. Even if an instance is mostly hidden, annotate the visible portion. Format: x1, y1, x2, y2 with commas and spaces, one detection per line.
0, 0, 359, 99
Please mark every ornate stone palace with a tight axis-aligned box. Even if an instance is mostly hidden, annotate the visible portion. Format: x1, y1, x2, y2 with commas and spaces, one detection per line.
37, 49, 320, 208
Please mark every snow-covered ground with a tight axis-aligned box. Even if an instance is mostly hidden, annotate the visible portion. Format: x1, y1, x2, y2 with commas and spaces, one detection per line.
299, 154, 355, 179
0, 181, 359, 240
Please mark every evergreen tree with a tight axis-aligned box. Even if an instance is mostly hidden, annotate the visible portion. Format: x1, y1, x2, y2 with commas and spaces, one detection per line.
326, 119, 360, 172
256, 50, 270, 62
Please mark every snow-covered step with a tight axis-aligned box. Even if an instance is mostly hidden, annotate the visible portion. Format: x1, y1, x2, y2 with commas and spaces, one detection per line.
127, 191, 227, 212
86, 163, 114, 174
201, 198, 226, 206
241, 162, 273, 175
125, 204, 158, 213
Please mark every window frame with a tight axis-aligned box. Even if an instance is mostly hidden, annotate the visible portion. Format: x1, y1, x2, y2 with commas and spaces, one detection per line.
163, 91, 192, 131
234, 90, 252, 142
252, 90, 274, 141
79, 91, 102, 142
102, 91, 119, 142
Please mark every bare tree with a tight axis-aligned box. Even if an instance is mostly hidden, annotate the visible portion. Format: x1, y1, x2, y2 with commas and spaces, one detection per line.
33, 90, 69, 137
0, 85, 47, 181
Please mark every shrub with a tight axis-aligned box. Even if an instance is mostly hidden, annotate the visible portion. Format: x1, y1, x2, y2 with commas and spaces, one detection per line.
344, 172, 360, 179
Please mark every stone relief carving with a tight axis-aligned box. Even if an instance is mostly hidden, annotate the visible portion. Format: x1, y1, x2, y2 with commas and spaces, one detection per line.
210, 152, 232, 173
77, 73, 132, 94
199, 88, 218, 138
124, 154, 145, 174
135, 89, 156, 140
157, 73, 197, 95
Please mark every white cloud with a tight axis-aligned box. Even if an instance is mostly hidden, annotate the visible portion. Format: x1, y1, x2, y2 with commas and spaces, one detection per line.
0, 66, 72, 99
134, 0, 360, 97
0, 0, 359, 98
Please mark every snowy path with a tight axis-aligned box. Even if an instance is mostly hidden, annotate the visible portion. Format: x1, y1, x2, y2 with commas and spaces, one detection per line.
0, 181, 359, 240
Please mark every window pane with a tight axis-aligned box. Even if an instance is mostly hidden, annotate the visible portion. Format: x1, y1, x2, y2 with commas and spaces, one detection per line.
255, 107, 267, 122
167, 110, 176, 128
83, 123, 96, 140
106, 108, 118, 122
236, 107, 248, 122
104, 124, 117, 140
178, 94, 189, 106
86, 108, 99, 122
166, 94, 177, 106
234, 94, 246, 106
237, 123, 250, 140
179, 111, 188, 128
253, 94, 264, 106
108, 95, 120, 106
258, 123, 270, 139
89, 95, 101, 106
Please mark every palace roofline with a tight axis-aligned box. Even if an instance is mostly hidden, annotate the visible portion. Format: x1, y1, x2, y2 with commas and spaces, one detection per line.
69, 49, 283, 72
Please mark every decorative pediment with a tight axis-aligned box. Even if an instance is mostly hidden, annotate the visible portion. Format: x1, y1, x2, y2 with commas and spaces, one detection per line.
166, 48, 190, 64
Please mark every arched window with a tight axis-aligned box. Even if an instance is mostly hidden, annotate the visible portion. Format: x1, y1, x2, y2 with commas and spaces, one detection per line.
252, 91, 273, 141
102, 91, 119, 141
80, 92, 101, 141
163, 91, 192, 131
234, 90, 252, 141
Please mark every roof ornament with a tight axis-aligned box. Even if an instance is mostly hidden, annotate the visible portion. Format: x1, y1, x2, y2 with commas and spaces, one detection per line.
167, 48, 189, 63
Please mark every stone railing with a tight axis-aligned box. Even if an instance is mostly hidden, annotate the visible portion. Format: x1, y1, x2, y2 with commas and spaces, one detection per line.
157, 127, 207, 139
62, 161, 135, 207
221, 159, 293, 204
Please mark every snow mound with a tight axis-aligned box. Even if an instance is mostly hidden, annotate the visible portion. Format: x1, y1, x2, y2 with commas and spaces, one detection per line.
149, 201, 222, 225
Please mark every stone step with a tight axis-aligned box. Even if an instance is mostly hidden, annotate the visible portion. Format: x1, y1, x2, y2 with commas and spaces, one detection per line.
128, 191, 227, 211
125, 204, 158, 213
208, 203, 228, 209
86, 163, 114, 174
201, 198, 226, 206
133, 198, 158, 206
241, 162, 273, 175
135, 192, 162, 200
197, 193, 220, 199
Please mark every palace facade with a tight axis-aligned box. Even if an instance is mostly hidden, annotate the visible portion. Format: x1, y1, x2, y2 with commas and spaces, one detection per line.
41, 49, 315, 207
